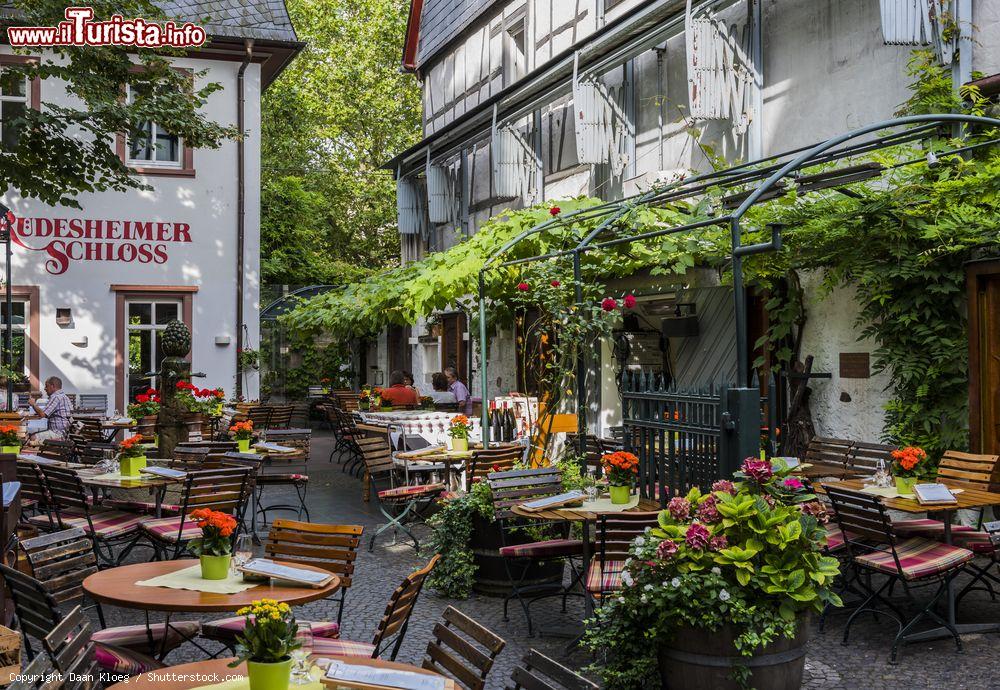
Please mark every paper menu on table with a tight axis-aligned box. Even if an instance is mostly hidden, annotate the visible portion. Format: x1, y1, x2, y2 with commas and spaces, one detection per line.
240, 558, 331, 585
324, 660, 446, 690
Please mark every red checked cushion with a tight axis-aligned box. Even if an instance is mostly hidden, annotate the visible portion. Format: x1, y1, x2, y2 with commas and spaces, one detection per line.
103, 499, 181, 516
140, 515, 204, 543
823, 524, 857, 553
893, 518, 975, 537
950, 531, 999, 554
202, 617, 339, 643
35, 509, 143, 538
585, 558, 625, 595
854, 538, 975, 581
310, 637, 375, 659
94, 642, 164, 677
378, 483, 444, 500
93, 621, 200, 655
499, 539, 584, 559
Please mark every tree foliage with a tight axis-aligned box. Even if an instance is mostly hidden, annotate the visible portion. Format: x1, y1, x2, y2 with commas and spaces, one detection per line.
5, 0, 237, 207
260, 0, 421, 285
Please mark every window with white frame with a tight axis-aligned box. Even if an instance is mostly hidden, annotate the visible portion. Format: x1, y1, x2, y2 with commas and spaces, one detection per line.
0, 68, 29, 150
0, 300, 28, 378
125, 83, 182, 167
126, 299, 180, 401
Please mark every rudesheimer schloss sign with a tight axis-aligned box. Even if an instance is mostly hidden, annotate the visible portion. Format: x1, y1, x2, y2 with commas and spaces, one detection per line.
12, 217, 193, 275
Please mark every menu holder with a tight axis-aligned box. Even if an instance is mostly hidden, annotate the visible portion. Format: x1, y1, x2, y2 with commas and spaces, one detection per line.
519, 490, 585, 512
238, 558, 334, 588
323, 660, 446, 690
254, 442, 296, 454
139, 466, 187, 479
912, 483, 959, 506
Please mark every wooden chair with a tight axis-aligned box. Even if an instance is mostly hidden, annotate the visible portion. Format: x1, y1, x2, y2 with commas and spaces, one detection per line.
506, 649, 598, 690
138, 466, 251, 559
267, 405, 293, 429
256, 448, 311, 523
487, 467, 584, 636
7, 653, 63, 690
20, 528, 198, 657
588, 512, 661, 601
327, 406, 363, 473
175, 441, 239, 453
359, 435, 443, 552
33, 466, 143, 567
421, 606, 506, 690
200, 519, 364, 646
43, 606, 101, 690
170, 446, 212, 470
16, 462, 51, 528
825, 485, 974, 663
38, 440, 76, 463
246, 406, 271, 431
289, 402, 310, 428
847, 441, 896, 476
312, 555, 440, 661
466, 446, 523, 485
565, 433, 605, 473
76, 394, 108, 415
798, 437, 854, 479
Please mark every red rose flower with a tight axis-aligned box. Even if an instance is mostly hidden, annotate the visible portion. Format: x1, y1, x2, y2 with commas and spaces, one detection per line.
549, 206, 561, 216
623, 294, 637, 309
601, 297, 617, 311
517, 282, 530, 292
550, 280, 561, 288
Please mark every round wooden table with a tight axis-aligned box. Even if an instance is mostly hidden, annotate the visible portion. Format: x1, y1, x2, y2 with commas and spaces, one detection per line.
83, 559, 341, 613
106, 656, 456, 690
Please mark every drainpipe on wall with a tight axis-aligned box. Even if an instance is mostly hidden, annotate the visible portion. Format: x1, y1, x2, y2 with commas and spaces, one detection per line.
236, 39, 253, 399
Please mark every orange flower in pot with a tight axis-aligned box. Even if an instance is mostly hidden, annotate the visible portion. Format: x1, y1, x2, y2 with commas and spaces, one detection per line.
118, 435, 147, 476
0, 424, 20, 455
189, 508, 238, 580
230, 420, 254, 453
602, 451, 640, 504
890, 446, 929, 496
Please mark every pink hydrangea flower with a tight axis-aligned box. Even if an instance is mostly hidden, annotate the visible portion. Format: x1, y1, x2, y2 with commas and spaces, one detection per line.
656, 539, 679, 560
799, 500, 830, 524
667, 496, 691, 521
741, 457, 773, 483
685, 522, 711, 550
711, 479, 736, 495
782, 477, 805, 491
696, 494, 720, 523
709, 535, 728, 551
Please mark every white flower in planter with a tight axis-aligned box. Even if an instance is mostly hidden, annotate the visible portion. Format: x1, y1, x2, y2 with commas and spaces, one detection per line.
671, 577, 681, 588
622, 571, 634, 587
711, 566, 721, 575
719, 589, 731, 602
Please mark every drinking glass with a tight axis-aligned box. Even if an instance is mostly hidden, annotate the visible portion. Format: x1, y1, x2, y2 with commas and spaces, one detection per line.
232, 534, 253, 572
290, 623, 314, 685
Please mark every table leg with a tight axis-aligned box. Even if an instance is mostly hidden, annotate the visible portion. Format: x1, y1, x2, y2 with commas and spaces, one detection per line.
154, 486, 164, 519
581, 518, 593, 620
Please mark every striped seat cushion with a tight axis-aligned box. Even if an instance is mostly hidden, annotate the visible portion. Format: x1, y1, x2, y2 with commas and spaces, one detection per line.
30, 509, 142, 538
202, 617, 339, 642
951, 531, 999, 554
855, 538, 975, 581
585, 558, 625, 594
140, 515, 203, 543
93, 621, 200, 655
378, 483, 444, 500
103, 499, 182, 516
310, 636, 375, 659
893, 518, 975, 537
94, 642, 164, 677
258, 474, 308, 484
499, 539, 584, 559
823, 524, 859, 553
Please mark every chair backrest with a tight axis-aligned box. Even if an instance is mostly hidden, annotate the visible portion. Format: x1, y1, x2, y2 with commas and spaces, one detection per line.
467, 446, 523, 485
20, 528, 96, 609
847, 441, 895, 475
0, 563, 61, 642
803, 437, 853, 468
72, 419, 102, 444
487, 467, 564, 520
171, 446, 211, 469
76, 443, 115, 466
825, 485, 895, 554
565, 433, 604, 469
371, 555, 440, 659
17, 462, 49, 510
595, 512, 661, 564
178, 466, 251, 519
247, 406, 271, 430
357, 436, 395, 485
421, 606, 505, 690
289, 403, 310, 428
506, 649, 598, 690
77, 394, 108, 411
38, 440, 75, 462
176, 441, 239, 452
8, 652, 63, 690
43, 605, 99, 689
268, 405, 293, 429
265, 519, 363, 590
936, 450, 1000, 491
37, 467, 91, 521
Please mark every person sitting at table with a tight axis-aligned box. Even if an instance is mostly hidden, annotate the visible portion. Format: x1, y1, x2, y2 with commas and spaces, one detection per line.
28, 376, 73, 441
380, 370, 419, 407
428, 372, 457, 404
444, 366, 472, 415
402, 371, 420, 396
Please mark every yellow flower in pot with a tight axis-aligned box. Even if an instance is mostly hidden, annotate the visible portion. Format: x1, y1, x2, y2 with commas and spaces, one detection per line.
230, 419, 254, 453
0, 423, 21, 455
188, 508, 238, 580
448, 414, 471, 451
117, 435, 147, 476
230, 598, 301, 690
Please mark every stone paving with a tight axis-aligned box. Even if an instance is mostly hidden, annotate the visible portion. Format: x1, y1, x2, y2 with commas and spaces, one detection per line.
96, 430, 1000, 689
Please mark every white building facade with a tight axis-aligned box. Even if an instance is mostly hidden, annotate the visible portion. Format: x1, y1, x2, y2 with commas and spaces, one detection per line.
0, 0, 301, 412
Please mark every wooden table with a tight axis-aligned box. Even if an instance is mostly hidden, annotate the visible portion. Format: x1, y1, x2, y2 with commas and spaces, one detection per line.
106, 656, 455, 690
512, 497, 660, 623
100, 419, 136, 443
821, 478, 1000, 644
78, 465, 181, 517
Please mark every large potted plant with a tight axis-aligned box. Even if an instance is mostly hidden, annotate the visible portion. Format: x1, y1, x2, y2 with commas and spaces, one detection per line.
231, 420, 254, 453
601, 450, 638, 504
448, 414, 471, 451
0, 424, 20, 455
584, 459, 841, 689
128, 388, 161, 441
230, 598, 300, 690
188, 508, 237, 580
117, 435, 147, 476
890, 445, 929, 496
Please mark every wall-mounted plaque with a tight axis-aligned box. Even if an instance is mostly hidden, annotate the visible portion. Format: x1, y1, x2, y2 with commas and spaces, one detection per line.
839, 352, 870, 379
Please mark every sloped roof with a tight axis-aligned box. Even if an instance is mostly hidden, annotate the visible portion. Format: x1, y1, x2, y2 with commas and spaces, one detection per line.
410, 0, 499, 70
157, 0, 298, 43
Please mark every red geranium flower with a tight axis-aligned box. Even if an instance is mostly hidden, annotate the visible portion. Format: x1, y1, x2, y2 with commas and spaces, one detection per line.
135, 394, 149, 404
549, 206, 561, 216
550, 280, 561, 288
517, 282, 530, 292
601, 297, 617, 311
623, 294, 637, 309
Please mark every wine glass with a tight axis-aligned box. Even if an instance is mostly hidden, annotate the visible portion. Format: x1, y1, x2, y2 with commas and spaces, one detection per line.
232, 534, 253, 572
290, 622, 314, 685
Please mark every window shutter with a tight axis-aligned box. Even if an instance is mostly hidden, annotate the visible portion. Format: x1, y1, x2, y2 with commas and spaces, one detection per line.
396, 170, 428, 236
491, 106, 534, 200
426, 152, 457, 225
571, 51, 629, 174
878, 0, 953, 63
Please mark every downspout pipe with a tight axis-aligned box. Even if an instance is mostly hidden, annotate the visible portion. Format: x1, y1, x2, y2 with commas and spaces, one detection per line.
236, 39, 253, 399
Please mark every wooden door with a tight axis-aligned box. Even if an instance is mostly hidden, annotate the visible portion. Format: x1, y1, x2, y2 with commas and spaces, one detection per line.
968, 261, 1000, 453
387, 324, 411, 374
440, 313, 467, 381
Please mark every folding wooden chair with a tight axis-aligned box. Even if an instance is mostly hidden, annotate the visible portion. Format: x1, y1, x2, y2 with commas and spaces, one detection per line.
587, 512, 661, 601
421, 606, 506, 690
505, 649, 598, 689
7, 653, 63, 690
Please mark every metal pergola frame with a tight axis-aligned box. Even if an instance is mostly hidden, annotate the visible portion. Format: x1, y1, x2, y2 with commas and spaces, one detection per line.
476, 113, 1000, 446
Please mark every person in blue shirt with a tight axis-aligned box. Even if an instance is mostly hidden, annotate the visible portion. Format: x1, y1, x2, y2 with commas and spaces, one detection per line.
444, 366, 472, 415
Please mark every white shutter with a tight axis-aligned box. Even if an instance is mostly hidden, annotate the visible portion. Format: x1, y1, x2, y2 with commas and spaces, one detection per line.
491, 105, 534, 200
396, 171, 427, 236
879, 0, 953, 63
426, 152, 456, 225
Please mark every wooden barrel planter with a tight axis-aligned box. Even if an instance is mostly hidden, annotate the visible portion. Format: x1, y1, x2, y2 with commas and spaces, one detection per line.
469, 514, 564, 597
135, 415, 157, 441
658, 613, 810, 689
183, 413, 205, 441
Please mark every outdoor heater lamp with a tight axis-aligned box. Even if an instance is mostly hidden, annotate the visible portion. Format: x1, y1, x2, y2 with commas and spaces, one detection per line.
0, 204, 13, 410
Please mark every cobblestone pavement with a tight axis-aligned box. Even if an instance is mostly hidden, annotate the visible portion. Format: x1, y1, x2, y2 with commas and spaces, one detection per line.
97, 431, 1000, 689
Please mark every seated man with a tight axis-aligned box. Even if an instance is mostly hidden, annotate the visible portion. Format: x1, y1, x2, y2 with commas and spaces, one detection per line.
444, 366, 472, 415
428, 372, 457, 404
29, 376, 73, 442
380, 370, 419, 407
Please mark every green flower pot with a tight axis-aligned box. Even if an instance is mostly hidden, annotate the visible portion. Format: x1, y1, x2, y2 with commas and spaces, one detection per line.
609, 484, 631, 504
237, 438, 253, 453
894, 476, 917, 496
247, 658, 292, 690
200, 554, 232, 580
450, 437, 469, 452
0, 445, 20, 455
119, 455, 147, 477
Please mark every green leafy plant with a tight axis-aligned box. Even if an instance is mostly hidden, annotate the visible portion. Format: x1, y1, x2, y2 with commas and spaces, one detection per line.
583, 460, 841, 688
230, 599, 300, 666
238, 348, 261, 371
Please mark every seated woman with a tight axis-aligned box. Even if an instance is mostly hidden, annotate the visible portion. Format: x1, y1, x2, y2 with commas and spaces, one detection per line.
428, 372, 457, 404
380, 370, 419, 406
